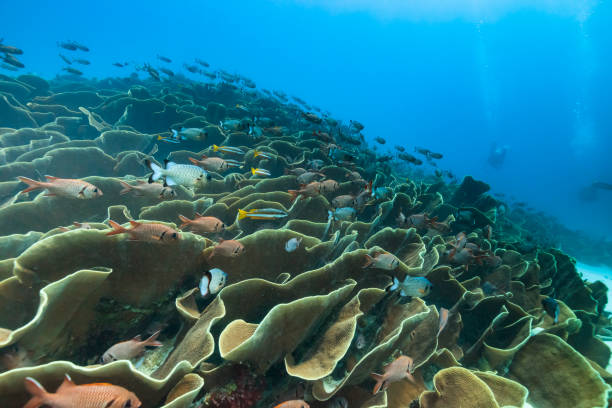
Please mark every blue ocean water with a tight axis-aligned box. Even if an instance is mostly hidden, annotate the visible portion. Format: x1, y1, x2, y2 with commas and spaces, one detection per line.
2, 0, 610, 240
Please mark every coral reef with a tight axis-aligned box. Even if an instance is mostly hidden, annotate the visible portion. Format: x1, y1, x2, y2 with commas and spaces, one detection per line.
0, 72, 609, 408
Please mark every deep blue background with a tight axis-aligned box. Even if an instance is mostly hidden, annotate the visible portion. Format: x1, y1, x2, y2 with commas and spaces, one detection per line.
1, 0, 611, 238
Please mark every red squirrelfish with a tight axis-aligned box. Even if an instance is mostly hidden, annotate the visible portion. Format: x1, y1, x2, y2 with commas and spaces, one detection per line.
23, 374, 142, 408
209, 239, 245, 260
101, 331, 162, 363
106, 220, 179, 243
370, 355, 415, 394
178, 213, 225, 234
18, 176, 102, 199
274, 400, 310, 408
189, 156, 230, 173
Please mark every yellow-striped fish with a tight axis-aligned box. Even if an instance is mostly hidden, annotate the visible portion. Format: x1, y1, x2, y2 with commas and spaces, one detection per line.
212, 144, 244, 155
253, 150, 275, 160
251, 167, 271, 177
238, 208, 288, 220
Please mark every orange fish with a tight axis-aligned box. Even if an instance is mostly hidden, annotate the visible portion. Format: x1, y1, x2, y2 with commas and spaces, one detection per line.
438, 308, 449, 335
106, 220, 179, 243
288, 182, 322, 201
178, 213, 225, 234
101, 331, 162, 363
209, 239, 245, 260
188, 156, 229, 172
24, 374, 141, 408
274, 400, 310, 408
18, 176, 103, 199
370, 355, 415, 394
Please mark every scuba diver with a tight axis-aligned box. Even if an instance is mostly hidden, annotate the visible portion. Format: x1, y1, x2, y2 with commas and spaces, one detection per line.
488, 143, 509, 169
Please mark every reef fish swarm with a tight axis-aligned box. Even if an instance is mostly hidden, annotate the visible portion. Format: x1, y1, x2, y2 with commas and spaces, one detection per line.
0, 72, 609, 408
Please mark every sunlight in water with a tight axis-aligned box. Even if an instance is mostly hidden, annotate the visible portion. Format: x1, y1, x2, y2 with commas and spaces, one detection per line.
286, 0, 597, 21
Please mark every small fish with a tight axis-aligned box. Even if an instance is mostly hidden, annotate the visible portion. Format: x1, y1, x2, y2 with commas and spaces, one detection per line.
390, 276, 432, 298
160, 67, 174, 77
370, 355, 414, 394
220, 119, 243, 131
542, 297, 560, 324
142, 63, 160, 81
438, 308, 449, 334
184, 63, 199, 73
72, 41, 89, 51
428, 152, 443, 159
199, 268, 227, 296
224, 159, 243, 168
166, 127, 208, 142
363, 252, 399, 270
101, 331, 162, 363
58, 53, 71, 64
2, 53, 25, 68
251, 167, 271, 177
235, 103, 249, 112
209, 239, 245, 259
345, 171, 362, 181
274, 400, 310, 408
297, 171, 324, 185
189, 156, 229, 173
112, 62, 128, 68
483, 225, 493, 240
355, 333, 367, 350
62, 67, 83, 75
58, 222, 92, 232
285, 237, 302, 252
157, 55, 172, 63
119, 180, 176, 200
18, 176, 102, 199
0, 345, 33, 371
195, 58, 210, 67
147, 159, 210, 188
288, 181, 322, 200
24, 375, 141, 408
330, 207, 356, 221
57, 41, 78, 51
178, 213, 225, 234
320, 179, 340, 194
349, 120, 364, 131
313, 130, 334, 143
332, 195, 357, 208
212, 144, 245, 155
73, 58, 90, 65
394, 145, 405, 152
307, 159, 324, 170
374, 137, 386, 144
301, 112, 322, 124
253, 150, 275, 160
286, 168, 307, 176
0, 42, 23, 55
106, 220, 179, 243
0, 63, 19, 71
263, 126, 285, 136
238, 208, 288, 220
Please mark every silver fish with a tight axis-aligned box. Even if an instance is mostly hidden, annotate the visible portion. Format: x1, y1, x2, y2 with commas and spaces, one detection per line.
389, 276, 432, 298
200, 268, 228, 296
285, 237, 302, 252
147, 160, 210, 188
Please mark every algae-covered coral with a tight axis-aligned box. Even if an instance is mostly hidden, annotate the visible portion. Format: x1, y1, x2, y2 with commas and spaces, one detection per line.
0, 72, 609, 408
